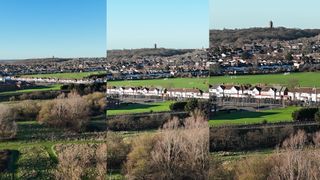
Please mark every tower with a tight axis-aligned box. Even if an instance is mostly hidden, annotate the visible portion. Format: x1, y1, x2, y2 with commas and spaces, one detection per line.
154, 43, 157, 49
269, 21, 274, 29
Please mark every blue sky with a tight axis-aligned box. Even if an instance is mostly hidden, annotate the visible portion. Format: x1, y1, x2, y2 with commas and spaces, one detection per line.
107, 0, 209, 50
0, 0, 106, 59
210, 0, 320, 29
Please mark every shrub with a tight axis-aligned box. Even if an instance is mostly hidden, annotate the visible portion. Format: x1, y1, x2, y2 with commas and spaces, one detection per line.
315, 110, 320, 122
125, 110, 209, 179
125, 134, 157, 179
55, 143, 107, 180
107, 132, 130, 171
18, 91, 60, 101
106, 113, 170, 131
0, 104, 17, 140
84, 92, 106, 115
234, 156, 274, 180
292, 108, 319, 122
169, 101, 187, 111
184, 98, 199, 112
37, 93, 90, 132
12, 100, 41, 121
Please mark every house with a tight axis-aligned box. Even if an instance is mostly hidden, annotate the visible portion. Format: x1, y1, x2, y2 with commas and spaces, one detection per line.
288, 88, 319, 102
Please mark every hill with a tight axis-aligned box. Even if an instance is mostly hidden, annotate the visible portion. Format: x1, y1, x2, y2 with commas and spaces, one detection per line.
210, 27, 320, 48
107, 48, 195, 61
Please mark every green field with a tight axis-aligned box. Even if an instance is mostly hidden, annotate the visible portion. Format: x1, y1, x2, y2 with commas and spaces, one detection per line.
0, 84, 62, 96
209, 106, 300, 126
21, 71, 106, 80
107, 101, 174, 116
108, 72, 320, 90
108, 78, 209, 91
209, 72, 320, 87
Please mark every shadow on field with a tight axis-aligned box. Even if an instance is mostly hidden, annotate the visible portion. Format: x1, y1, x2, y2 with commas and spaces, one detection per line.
212, 110, 278, 121
109, 103, 160, 110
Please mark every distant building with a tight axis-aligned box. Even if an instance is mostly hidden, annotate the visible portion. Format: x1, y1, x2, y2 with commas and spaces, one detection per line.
154, 43, 157, 49
269, 21, 274, 29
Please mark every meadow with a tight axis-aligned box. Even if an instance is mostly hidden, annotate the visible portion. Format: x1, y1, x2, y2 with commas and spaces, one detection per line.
108, 72, 320, 90
21, 71, 106, 80
107, 101, 174, 116
0, 84, 62, 96
209, 106, 300, 126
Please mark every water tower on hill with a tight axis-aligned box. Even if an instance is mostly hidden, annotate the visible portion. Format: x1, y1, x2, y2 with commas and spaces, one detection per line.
269, 21, 274, 29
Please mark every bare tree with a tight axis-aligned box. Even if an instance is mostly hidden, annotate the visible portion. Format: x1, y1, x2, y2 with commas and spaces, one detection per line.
38, 92, 90, 131
269, 130, 320, 180
151, 109, 209, 179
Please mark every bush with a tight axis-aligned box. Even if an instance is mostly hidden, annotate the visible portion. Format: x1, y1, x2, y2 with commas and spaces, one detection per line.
107, 132, 130, 171
315, 110, 320, 122
106, 113, 170, 131
292, 108, 319, 122
210, 126, 295, 151
55, 143, 107, 180
18, 91, 61, 101
169, 101, 187, 111
125, 110, 209, 179
125, 134, 157, 179
37, 93, 90, 132
12, 100, 41, 121
0, 104, 17, 140
185, 98, 199, 112
83, 92, 106, 115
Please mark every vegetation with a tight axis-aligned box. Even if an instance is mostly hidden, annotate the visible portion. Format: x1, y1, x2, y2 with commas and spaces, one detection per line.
21, 71, 106, 80
315, 110, 320, 122
210, 27, 320, 47
37, 93, 90, 132
169, 101, 187, 111
210, 125, 296, 151
107, 48, 194, 59
0, 104, 17, 140
61, 83, 106, 95
169, 99, 210, 115
107, 113, 171, 131
124, 110, 209, 179
55, 143, 107, 180
210, 131, 320, 180
292, 107, 319, 122
209, 107, 300, 126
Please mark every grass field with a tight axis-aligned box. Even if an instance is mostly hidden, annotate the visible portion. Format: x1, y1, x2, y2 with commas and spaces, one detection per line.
107, 101, 174, 116
208, 72, 320, 87
0, 84, 62, 96
209, 106, 300, 126
21, 71, 106, 80
108, 72, 320, 90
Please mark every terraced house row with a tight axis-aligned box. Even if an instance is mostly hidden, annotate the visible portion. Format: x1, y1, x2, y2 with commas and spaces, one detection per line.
209, 84, 320, 102
107, 86, 210, 99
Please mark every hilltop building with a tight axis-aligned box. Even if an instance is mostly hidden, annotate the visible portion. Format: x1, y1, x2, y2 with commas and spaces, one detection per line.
270, 21, 274, 29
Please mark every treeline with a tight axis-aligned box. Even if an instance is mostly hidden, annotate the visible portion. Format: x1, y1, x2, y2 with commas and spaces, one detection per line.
210, 27, 320, 47
210, 124, 320, 151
